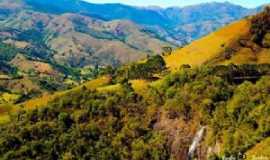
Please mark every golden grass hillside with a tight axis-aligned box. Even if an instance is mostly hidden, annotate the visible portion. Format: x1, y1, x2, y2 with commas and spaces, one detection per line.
246, 137, 270, 159
165, 19, 250, 69
18, 76, 111, 111
0, 77, 152, 124
0, 76, 111, 124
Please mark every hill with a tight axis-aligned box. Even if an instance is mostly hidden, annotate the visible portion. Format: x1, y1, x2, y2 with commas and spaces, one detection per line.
24, 0, 261, 45
165, 19, 250, 69
0, 0, 262, 104
165, 7, 270, 70
0, 2, 270, 160
2, 62, 270, 159
0, 0, 173, 103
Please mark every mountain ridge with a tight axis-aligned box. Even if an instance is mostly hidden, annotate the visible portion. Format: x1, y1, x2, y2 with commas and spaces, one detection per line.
0, 0, 265, 110
23, 0, 263, 45
0, 3, 270, 160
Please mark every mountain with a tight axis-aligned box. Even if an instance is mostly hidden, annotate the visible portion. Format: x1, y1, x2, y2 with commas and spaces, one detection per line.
0, 7, 270, 160
165, 7, 270, 70
23, 0, 261, 45
0, 0, 175, 102
0, 0, 263, 103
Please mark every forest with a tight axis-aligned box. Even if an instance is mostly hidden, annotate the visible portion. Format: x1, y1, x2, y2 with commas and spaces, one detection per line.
1, 62, 270, 159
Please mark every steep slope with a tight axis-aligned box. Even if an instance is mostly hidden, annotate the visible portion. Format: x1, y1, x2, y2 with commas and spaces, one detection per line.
1, 8, 270, 159
165, 8, 270, 70
22, 0, 262, 45
2, 63, 270, 159
0, 10, 171, 67
0, 0, 173, 104
163, 2, 257, 42
165, 19, 250, 69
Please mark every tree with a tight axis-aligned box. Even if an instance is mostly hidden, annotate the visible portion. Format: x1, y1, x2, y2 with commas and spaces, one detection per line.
162, 46, 172, 56
58, 112, 73, 130
250, 6, 270, 45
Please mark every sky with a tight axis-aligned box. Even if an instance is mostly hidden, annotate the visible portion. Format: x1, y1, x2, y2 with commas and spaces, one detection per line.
84, 0, 270, 8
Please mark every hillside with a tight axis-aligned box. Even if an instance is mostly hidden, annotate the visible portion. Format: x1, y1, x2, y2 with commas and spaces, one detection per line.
2, 62, 270, 159
0, 0, 260, 105
165, 19, 250, 69
0, 0, 174, 103
24, 0, 261, 45
165, 8, 270, 70
0, 2, 270, 160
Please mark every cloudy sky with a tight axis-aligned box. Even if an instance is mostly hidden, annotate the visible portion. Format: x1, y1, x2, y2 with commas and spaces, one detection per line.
84, 0, 269, 8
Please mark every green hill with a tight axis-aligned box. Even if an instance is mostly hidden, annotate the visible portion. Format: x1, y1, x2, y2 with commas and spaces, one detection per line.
0, 4, 270, 160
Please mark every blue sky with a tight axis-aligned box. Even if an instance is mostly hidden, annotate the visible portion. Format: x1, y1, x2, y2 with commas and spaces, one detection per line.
84, 0, 269, 8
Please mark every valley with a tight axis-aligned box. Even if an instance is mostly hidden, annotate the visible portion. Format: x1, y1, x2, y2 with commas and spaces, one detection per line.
0, 0, 270, 160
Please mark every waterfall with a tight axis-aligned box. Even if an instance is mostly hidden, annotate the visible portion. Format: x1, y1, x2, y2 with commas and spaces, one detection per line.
188, 126, 206, 160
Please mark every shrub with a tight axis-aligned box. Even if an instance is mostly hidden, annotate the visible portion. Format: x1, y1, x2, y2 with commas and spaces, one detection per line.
250, 6, 270, 45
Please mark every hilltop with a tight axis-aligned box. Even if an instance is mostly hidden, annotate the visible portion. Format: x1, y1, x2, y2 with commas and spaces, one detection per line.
0, 0, 262, 104
23, 0, 261, 45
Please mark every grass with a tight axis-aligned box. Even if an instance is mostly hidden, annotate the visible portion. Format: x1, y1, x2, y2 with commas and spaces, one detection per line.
0, 104, 12, 124
246, 138, 270, 159
97, 84, 123, 93
0, 93, 21, 104
218, 48, 270, 65
10, 54, 55, 75
165, 19, 250, 70
16, 76, 111, 111
0, 114, 10, 124
0, 77, 41, 94
0, 76, 111, 124
130, 79, 149, 97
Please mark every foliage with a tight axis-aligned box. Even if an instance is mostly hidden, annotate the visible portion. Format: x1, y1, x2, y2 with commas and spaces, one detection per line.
0, 42, 19, 61
115, 55, 166, 82
0, 86, 170, 160
1, 64, 270, 159
250, 6, 270, 46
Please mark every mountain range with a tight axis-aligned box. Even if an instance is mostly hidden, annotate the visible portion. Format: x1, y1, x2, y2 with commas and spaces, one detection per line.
0, 0, 265, 102
24, 0, 263, 45
0, 0, 270, 159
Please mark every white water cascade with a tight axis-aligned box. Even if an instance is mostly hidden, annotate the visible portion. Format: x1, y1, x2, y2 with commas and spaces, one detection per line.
188, 126, 206, 160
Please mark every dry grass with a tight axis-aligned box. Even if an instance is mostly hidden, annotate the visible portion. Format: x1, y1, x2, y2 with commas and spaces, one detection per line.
0, 114, 10, 124
17, 76, 111, 111
246, 138, 270, 159
3, 39, 29, 48
0, 93, 21, 103
130, 79, 149, 96
97, 84, 123, 93
10, 54, 56, 75
165, 19, 250, 70
0, 77, 41, 94
0, 104, 12, 124
216, 48, 270, 65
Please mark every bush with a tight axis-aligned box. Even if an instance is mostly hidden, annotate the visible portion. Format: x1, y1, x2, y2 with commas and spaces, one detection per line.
262, 33, 270, 48
115, 55, 166, 81
250, 6, 270, 45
